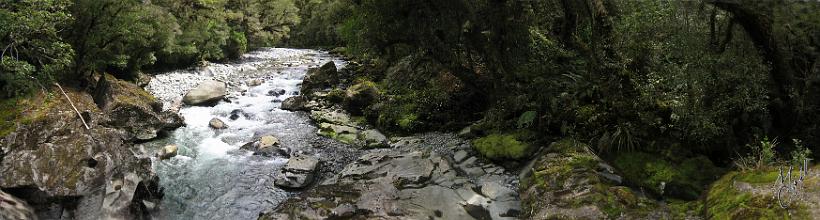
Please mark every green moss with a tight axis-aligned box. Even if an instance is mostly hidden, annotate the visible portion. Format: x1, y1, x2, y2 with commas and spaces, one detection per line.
472, 133, 530, 160
734, 168, 779, 184
706, 171, 809, 219
0, 92, 58, 137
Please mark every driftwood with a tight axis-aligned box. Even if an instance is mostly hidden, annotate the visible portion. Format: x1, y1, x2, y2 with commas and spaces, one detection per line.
55, 83, 91, 130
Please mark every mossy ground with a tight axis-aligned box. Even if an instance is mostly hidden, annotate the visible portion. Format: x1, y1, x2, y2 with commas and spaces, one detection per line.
0, 91, 59, 137
706, 170, 811, 219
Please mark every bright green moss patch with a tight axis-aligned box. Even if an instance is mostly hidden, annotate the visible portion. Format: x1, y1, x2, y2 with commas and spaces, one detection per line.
472, 133, 530, 160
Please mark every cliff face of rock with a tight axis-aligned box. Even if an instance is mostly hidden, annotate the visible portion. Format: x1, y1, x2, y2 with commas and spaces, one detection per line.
0, 74, 179, 219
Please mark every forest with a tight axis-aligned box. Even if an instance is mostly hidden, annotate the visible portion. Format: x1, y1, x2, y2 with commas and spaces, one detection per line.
2, 0, 820, 219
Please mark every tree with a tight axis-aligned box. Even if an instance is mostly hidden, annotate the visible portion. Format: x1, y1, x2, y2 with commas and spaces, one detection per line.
68, 0, 178, 80
0, 0, 74, 97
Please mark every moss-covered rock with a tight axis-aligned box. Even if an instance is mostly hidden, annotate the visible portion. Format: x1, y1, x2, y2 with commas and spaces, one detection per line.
520, 139, 668, 219
705, 169, 813, 219
94, 74, 183, 141
613, 152, 722, 200
344, 80, 380, 115
472, 133, 530, 160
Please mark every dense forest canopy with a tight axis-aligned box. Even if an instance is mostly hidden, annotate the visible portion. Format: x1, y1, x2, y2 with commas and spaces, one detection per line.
2, 0, 819, 182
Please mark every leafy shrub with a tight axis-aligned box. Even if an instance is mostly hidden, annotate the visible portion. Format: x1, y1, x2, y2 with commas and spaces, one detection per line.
472, 134, 529, 160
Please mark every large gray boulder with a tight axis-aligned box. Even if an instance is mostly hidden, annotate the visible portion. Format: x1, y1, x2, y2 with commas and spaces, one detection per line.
183, 80, 226, 106
281, 96, 308, 111
93, 73, 184, 141
300, 62, 338, 97
274, 155, 320, 189
1, 85, 164, 219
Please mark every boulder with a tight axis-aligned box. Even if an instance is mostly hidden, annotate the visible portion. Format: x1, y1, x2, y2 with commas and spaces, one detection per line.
246, 79, 263, 87
240, 135, 287, 157
209, 118, 227, 129
258, 136, 280, 149
358, 129, 388, 148
93, 73, 183, 141
317, 123, 358, 145
281, 96, 308, 111
300, 62, 338, 97
520, 139, 661, 219
344, 81, 380, 115
182, 80, 226, 106
157, 145, 178, 160
274, 155, 320, 189
0, 190, 36, 220
0, 87, 162, 219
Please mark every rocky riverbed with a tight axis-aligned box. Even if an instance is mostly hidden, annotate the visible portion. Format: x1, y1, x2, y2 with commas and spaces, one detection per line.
140, 48, 523, 219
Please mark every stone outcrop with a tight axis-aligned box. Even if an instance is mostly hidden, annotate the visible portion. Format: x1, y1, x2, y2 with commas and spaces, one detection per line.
519, 139, 679, 219
281, 96, 309, 111
93, 74, 184, 141
262, 149, 521, 220
182, 80, 227, 106
274, 155, 320, 189
1, 79, 170, 219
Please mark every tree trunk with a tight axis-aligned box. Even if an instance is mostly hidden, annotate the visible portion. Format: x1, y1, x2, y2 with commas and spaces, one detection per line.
710, 1, 797, 137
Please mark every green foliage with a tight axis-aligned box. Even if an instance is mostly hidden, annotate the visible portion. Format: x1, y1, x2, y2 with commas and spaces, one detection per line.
735, 137, 778, 171
0, 0, 73, 97
614, 152, 721, 200
68, 0, 178, 79
517, 111, 537, 129
790, 139, 812, 167
472, 134, 529, 160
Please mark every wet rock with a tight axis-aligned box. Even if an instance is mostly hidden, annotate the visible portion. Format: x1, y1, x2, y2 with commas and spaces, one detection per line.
229, 109, 244, 120
330, 203, 356, 218
301, 62, 338, 97
101, 173, 141, 220
209, 118, 227, 129
317, 123, 358, 145
358, 129, 388, 148
274, 155, 320, 189
266, 89, 286, 97
258, 136, 280, 149
247, 79, 263, 87
454, 150, 469, 163
182, 80, 226, 106
310, 110, 353, 126
0, 190, 36, 220
157, 145, 178, 160
265, 148, 521, 220
240, 135, 288, 157
281, 96, 308, 111
480, 182, 516, 201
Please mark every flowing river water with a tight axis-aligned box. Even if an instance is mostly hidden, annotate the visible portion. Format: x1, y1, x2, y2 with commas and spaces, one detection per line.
143, 48, 345, 219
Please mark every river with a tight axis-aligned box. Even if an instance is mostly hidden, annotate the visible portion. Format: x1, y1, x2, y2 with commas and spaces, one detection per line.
143, 48, 345, 219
